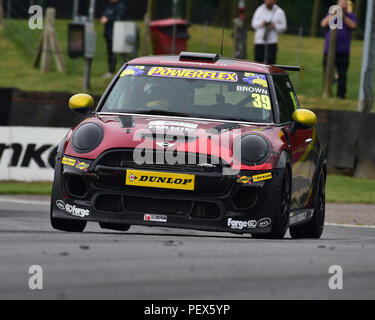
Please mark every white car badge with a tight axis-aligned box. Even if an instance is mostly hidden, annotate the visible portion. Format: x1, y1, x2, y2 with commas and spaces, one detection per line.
156, 141, 176, 149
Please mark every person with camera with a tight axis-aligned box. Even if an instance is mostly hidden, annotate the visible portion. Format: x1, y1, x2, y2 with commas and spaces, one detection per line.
251, 0, 287, 65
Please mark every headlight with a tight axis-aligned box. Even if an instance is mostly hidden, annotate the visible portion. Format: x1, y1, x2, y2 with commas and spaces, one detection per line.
71, 122, 104, 154
234, 134, 271, 166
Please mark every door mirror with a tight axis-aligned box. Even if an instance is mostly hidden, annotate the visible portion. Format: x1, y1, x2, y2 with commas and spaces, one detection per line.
69, 94, 95, 114
292, 109, 317, 128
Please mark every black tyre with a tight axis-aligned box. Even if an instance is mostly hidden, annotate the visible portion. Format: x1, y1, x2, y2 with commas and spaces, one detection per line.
99, 222, 131, 232
290, 170, 326, 239
51, 216, 87, 232
253, 169, 291, 240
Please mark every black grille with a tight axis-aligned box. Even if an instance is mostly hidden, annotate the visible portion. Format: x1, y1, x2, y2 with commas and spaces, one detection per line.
124, 196, 192, 216
93, 169, 229, 196
96, 150, 226, 173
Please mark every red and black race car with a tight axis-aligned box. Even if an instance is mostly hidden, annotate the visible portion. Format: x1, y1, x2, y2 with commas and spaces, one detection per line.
50, 52, 326, 239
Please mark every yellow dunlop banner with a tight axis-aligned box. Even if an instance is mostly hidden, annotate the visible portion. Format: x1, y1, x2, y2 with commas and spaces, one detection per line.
126, 170, 195, 191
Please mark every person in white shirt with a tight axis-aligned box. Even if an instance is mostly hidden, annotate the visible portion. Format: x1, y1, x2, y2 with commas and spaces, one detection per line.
251, 0, 287, 64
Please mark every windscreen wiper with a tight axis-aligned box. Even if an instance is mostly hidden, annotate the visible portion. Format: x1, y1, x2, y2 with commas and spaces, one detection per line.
133, 110, 191, 117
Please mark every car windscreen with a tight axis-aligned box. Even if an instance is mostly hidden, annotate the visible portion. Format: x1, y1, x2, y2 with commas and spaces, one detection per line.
100, 65, 273, 123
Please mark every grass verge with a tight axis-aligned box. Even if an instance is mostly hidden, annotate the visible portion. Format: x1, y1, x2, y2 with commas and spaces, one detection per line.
326, 175, 375, 205
0, 182, 52, 195
0, 176, 374, 204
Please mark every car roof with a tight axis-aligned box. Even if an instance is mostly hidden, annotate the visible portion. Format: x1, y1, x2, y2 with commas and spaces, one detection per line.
128, 55, 289, 75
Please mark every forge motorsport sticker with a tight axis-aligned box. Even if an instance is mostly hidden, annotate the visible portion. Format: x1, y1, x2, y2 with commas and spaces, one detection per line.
56, 200, 90, 218
227, 217, 272, 230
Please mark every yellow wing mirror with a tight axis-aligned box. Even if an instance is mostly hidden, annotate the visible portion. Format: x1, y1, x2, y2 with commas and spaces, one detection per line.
292, 109, 318, 128
69, 94, 95, 114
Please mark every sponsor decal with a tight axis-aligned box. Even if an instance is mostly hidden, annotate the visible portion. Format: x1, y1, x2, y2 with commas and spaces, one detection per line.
227, 218, 272, 230
227, 218, 258, 230
149, 121, 198, 129
237, 176, 253, 185
120, 65, 145, 77
56, 200, 66, 211
258, 218, 272, 228
56, 200, 90, 218
126, 170, 195, 191
243, 73, 268, 88
237, 173, 273, 185
148, 67, 238, 83
144, 214, 168, 223
148, 121, 198, 133
237, 85, 269, 96
253, 172, 273, 183
62, 157, 76, 167
76, 161, 90, 172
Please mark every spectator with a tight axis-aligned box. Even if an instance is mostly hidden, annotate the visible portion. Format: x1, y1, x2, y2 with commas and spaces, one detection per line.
101, 0, 126, 79
321, 0, 357, 100
251, 0, 287, 65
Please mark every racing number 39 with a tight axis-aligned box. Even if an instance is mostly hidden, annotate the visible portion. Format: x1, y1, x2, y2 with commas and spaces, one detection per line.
252, 94, 271, 110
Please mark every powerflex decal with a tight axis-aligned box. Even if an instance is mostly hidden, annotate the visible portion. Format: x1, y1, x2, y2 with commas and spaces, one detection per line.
147, 67, 238, 83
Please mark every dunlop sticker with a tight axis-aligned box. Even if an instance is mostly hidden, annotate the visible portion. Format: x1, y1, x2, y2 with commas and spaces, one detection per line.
62, 157, 76, 167
126, 170, 195, 191
237, 172, 273, 184
253, 172, 273, 183
148, 67, 238, 83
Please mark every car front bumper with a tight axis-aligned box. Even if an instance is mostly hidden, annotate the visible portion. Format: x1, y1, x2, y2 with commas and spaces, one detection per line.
51, 153, 284, 235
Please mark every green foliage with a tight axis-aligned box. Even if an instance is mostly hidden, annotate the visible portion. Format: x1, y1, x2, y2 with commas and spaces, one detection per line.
0, 182, 52, 195
326, 175, 375, 204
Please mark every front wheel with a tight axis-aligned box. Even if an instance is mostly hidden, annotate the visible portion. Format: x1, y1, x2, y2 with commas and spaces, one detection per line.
290, 170, 326, 239
252, 169, 291, 240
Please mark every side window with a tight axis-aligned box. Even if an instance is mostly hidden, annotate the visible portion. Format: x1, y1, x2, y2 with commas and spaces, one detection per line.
273, 76, 298, 123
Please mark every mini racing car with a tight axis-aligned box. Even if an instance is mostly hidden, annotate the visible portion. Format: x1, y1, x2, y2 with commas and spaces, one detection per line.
50, 52, 326, 239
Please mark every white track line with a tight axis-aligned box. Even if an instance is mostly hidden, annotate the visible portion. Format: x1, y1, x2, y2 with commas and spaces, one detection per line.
326, 223, 375, 229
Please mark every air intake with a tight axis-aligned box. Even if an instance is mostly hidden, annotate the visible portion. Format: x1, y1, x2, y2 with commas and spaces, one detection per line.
179, 52, 220, 63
